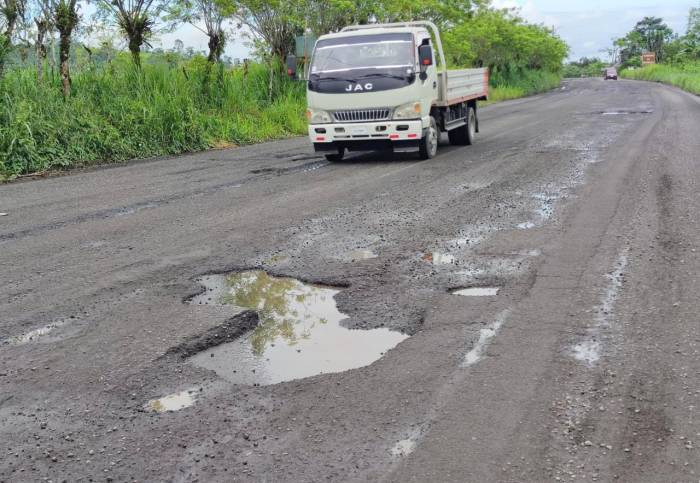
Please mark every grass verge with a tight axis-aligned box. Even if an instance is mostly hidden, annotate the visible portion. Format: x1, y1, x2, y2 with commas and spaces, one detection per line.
0, 57, 306, 180
486, 69, 562, 104
621, 63, 700, 95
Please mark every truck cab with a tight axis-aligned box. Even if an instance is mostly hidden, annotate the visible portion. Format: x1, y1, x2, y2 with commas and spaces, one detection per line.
289, 21, 488, 161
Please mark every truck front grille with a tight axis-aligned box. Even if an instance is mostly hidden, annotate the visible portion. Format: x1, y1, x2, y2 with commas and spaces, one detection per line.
332, 109, 391, 123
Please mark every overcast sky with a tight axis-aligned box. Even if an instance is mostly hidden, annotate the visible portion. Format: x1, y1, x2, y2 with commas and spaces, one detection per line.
155, 1, 699, 62
493, 0, 697, 61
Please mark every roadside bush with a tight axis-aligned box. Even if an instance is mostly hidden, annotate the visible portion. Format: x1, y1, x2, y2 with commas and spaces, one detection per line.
487, 68, 562, 103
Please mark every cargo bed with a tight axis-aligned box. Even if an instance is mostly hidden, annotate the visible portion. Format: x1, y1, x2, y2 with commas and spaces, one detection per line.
436, 67, 489, 106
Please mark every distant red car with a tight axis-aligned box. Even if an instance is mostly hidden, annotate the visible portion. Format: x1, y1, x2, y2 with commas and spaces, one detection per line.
604, 68, 618, 80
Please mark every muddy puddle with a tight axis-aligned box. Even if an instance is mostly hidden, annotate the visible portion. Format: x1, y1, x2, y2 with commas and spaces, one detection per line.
188, 271, 408, 385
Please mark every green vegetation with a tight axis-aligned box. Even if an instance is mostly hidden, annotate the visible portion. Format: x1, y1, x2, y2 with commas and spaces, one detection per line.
615, 5, 700, 96
0, 57, 305, 179
0, 0, 569, 179
562, 57, 607, 78
621, 62, 700, 95
442, 5, 567, 103
487, 69, 562, 103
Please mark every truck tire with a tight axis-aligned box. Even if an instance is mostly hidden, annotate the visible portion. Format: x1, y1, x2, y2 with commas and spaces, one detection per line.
325, 147, 345, 162
447, 107, 476, 146
419, 116, 438, 160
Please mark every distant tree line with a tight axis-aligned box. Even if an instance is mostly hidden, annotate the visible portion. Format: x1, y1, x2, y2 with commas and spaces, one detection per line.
612, 5, 700, 68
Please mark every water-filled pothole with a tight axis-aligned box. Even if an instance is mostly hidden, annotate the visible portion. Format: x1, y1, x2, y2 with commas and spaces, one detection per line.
348, 249, 378, 261
146, 389, 197, 412
187, 271, 408, 385
452, 287, 500, 297
423, 252, 455, 265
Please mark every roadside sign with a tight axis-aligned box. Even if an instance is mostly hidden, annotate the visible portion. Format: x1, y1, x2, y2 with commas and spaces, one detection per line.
641, 52, 656, 65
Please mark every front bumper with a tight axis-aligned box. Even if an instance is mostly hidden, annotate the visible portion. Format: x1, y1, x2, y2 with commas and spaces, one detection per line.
309, 120, 424, 152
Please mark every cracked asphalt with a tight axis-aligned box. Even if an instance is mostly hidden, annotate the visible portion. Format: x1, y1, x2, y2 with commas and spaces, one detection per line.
2, 78, 700, 482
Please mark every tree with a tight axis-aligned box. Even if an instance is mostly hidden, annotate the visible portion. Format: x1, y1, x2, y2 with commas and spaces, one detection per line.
55, 0, 79, 96
95, 0, 162, 66
34, 4, 52, 81
303, 0, 374, 36
0, 0, 24, 39
633, 16, 674, 61
615, 30, 644, 65
166, 0, 227, 62
689, 5, 700, 35
685, 4, 700, 58
441, 6, 567, 73
376, 0, 480, 28
222, 0, 301, 60
0, 0, 26, 75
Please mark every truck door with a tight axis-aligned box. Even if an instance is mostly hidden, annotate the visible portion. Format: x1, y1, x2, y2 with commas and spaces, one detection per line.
416, 36, 438, 123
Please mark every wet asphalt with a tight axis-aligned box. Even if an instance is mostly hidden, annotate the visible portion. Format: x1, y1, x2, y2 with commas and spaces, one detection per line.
2, 78, 700, 482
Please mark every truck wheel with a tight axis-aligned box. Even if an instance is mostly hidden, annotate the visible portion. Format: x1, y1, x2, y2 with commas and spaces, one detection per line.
419, 116, 438, 160
325, 147, 345, 162
447, 107, 476, 146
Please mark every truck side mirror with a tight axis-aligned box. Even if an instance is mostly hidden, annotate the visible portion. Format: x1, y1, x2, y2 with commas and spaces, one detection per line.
418, 45, 433, 73
286, 55, 297, 79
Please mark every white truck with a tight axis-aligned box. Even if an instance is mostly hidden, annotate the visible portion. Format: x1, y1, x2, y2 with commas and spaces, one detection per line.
287, 21, 489, 161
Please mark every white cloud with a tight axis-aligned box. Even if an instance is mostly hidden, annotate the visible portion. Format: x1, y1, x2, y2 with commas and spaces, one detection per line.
491, 0, 561, 28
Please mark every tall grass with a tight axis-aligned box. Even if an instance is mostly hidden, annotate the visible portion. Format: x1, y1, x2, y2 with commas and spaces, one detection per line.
0, 56, 306, 179
621, 62, 700, 95
487, 68, 562, 103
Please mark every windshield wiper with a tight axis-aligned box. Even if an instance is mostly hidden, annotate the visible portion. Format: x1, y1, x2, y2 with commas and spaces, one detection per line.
309, 75, 355, 82
358, 72, 413, 80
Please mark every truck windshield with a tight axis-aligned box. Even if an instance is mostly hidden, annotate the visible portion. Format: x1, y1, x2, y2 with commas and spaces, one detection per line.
311, 33, 415, 74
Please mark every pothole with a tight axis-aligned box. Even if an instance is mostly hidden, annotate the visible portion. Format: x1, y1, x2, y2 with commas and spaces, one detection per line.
145, 389, 198, 413
187, 271, 408, 386
115, 202, 158, 217
600, 110, 653, 116
3, 317, 83, 346
462, 310, 510, 367
4, 323, 65, 345
572, 339, 601, 366
391, 438, 418, 457
348, 249, 378, 261
423, 252, 455, 265
452, 287, 500, 297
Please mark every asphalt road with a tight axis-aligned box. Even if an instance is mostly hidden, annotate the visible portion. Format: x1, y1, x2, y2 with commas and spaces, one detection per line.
2, 78, 700, 482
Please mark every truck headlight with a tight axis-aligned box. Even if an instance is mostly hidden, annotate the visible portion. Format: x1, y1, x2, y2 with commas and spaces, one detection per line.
306, 108, 332, 124
393, 102, 422, 120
